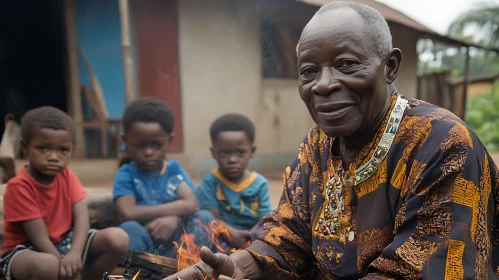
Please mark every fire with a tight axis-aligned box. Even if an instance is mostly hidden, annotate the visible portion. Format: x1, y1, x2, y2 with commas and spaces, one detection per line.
173, 229, 201, 271
202, 220, 230, 253
132, 270, 140, 280
174, 220, 250, 272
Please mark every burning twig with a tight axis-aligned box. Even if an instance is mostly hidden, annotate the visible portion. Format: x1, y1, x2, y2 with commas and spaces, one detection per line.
132, 270, 141, 280
122, 250, 178, 279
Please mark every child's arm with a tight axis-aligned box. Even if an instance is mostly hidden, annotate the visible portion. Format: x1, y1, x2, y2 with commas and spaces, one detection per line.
116, 182, 199, 223
69, 199, 90, 255
22, 219, 60, 258
58, 171, 90, 279
56, 199, 89, 279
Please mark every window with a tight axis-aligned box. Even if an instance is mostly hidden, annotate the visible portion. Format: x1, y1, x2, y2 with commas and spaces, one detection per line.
261, 20, 300, 79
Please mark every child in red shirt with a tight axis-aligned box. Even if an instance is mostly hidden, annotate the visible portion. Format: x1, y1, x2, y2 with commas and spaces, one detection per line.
0, 107, 130, 280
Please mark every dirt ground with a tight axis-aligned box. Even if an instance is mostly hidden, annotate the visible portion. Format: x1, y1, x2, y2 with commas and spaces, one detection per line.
14, 151, 499, 208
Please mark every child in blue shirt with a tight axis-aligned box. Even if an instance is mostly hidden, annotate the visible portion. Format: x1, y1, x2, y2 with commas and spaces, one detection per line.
113, 98, 214, 258
196, 113, 274, 250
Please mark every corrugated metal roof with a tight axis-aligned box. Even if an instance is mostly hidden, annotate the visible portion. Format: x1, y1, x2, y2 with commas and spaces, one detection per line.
296, 0, 496, 51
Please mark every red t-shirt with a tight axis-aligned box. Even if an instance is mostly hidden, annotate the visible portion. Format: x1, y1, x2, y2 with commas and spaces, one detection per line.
2, 167, 87, 254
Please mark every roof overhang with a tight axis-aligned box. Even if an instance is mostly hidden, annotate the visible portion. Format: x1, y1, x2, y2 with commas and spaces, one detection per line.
296, 0, 499, 52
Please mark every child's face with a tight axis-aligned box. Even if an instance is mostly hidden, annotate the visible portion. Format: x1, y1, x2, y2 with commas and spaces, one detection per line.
124, 122, 171, 172
23, 126, 73, 178
211, 131, 255, 181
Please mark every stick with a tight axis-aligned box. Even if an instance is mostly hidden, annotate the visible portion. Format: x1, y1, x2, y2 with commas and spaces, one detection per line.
119, 0, 135, 104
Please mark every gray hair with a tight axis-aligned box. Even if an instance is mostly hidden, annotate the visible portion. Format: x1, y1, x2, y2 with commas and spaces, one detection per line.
297, 1, 393, 58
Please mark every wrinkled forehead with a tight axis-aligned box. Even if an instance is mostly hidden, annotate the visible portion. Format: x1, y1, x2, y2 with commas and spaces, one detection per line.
297, 8, 373, 57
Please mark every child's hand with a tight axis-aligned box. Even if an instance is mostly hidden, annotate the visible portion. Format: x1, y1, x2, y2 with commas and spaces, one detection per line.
59, 250, 82, 280
228, 229, 252, 249
146, 216, 180, 241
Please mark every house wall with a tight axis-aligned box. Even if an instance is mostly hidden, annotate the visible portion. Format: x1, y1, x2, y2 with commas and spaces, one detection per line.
75, 0, 126, 119
467, 82, 496, 98
177, 0, 305, 175
390, 25, 418, 98
130, 0, 184, 152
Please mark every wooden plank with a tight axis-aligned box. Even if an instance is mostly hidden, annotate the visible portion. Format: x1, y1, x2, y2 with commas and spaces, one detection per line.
130, 0, 184, 152
121, 250, 178, 280
119, 0, 135, 104
0, 114, 20, 159
82, 85, 108, 121
461, 47, 471, 120
0, 157, 15, 183
63, 0, 85, 158
79, 42, 109, 119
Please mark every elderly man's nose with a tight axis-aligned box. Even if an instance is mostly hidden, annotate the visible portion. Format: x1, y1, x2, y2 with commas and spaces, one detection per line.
312, 68, 341, 95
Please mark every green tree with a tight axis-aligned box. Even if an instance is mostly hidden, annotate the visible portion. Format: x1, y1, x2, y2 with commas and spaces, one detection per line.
466, 82, 499, 151
448, 4, 499, 50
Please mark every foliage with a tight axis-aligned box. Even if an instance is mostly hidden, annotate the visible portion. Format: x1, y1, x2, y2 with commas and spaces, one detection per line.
448, 4, 499, 50
418, 43, 499, 77
419, 4, 499, 78
442, 51, 499, 77
466, 82, 499, 151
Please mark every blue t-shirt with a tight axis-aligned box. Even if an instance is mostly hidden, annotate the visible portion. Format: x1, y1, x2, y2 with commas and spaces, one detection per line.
113, 160, 195, 206
196, 169, 274, 230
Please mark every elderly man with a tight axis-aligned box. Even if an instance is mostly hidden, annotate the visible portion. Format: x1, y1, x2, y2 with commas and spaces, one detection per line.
167, 2, 499, 279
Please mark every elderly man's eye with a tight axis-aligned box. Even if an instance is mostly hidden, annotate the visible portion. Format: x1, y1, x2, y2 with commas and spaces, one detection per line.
339, 60, 357, 68
300, 67, 319, 76
299, 68, 318, 84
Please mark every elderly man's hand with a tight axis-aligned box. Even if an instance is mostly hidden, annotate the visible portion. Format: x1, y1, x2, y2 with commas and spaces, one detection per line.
164, 247, 258, 280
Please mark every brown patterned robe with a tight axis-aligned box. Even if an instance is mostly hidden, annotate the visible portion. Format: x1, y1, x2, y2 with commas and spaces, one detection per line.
246, 96, 499, 279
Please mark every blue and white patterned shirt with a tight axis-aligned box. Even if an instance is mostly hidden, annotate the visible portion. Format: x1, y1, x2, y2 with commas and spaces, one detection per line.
113, 160, 195, 206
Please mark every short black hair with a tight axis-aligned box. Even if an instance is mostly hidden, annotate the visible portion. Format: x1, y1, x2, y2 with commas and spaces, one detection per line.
122, 97, 175, 134
21, 106, 76, 143
210, 113, 255, 144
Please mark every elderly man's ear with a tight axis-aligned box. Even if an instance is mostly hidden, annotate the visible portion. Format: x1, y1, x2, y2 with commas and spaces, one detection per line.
385, 48, 402, 84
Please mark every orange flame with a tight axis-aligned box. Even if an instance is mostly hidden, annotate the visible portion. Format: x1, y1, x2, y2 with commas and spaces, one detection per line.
202, 220, 231, 253
173, 229, 201, 271
174, 219, 250, 273
132, 270, 140, 280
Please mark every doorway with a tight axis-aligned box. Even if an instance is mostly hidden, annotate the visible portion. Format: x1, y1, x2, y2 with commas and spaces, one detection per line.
0, 0, 67, 140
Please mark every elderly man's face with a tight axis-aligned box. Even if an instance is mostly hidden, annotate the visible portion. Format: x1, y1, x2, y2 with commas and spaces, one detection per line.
297, 8, 401, 138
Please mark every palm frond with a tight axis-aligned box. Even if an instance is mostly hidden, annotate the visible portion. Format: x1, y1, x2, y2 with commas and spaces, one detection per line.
448, 6, 499, 49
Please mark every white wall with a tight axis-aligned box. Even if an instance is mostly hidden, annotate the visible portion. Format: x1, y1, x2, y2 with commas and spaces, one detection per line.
177, 1, 265, 174
177, 1, 312, 175
257, 79, 314, 155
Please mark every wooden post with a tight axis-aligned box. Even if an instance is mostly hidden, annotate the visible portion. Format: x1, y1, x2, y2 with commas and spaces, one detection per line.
119, 0, 135, 104
64, 0, 85, 158
461, 47, 471, 120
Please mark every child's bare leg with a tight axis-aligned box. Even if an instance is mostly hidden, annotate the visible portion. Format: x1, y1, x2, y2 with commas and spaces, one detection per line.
82, 228, 129, 280
10, 251, 59, 280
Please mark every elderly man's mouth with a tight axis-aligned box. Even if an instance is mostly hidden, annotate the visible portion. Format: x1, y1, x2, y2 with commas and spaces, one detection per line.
316, 105, 352, 119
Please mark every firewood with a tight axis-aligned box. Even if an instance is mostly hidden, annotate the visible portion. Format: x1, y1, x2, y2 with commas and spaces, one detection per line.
122, 250, 178, 280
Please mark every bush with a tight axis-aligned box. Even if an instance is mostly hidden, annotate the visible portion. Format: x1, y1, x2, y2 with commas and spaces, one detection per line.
466, 82, 499, 151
